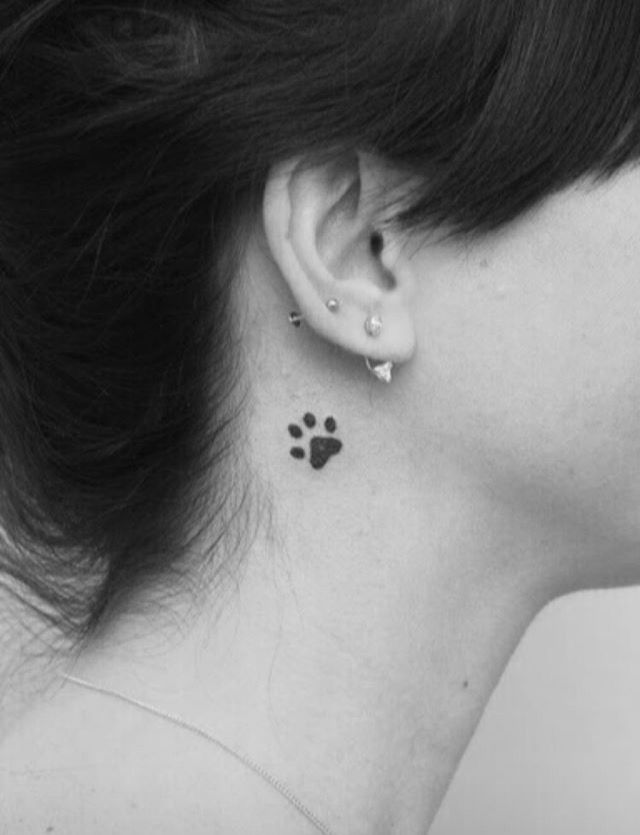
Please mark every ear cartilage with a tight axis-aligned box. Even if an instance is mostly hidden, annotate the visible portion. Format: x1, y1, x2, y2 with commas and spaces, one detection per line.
364, 314, 383, 338
289, 311, 303, 327
326, 298, 340, 314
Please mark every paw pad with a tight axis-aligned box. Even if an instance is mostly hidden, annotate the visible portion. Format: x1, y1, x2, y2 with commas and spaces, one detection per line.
288, 413, 342, 470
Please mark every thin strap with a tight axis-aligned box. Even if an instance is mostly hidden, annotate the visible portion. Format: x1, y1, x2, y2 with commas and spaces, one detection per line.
62, 674, 337, 835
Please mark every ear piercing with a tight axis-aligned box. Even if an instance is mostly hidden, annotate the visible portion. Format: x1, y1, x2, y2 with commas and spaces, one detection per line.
365, 357, 394, 384
363, 311, 392, 382
289, 298, 340, 328
326, 298, 340, 313
289, 304, 394, 384
291, 302, 383, 335
364, 314, 383, 338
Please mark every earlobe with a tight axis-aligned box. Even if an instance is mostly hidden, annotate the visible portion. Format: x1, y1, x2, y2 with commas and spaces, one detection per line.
263, 152, 417, 366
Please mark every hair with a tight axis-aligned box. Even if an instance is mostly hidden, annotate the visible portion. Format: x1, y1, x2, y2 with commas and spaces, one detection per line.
1, 0, 639, 644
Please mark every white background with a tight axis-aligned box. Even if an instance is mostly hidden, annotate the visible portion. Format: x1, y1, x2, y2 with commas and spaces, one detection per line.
430, 588, 640, 835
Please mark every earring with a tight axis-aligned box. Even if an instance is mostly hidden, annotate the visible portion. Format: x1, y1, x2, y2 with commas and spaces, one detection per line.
365, 357, 394, 384
326, 298, 340, 313
364, 314, 383, 338
289, 311, 303, 328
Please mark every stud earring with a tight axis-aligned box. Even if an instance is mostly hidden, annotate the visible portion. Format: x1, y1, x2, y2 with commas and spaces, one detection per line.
288, 311, 303, 328
364, 314, 383, 338
365, 357, 394, 384
326, 298, 340, 314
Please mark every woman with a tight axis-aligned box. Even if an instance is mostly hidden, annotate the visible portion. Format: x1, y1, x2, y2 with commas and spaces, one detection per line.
2, 0, 640, 832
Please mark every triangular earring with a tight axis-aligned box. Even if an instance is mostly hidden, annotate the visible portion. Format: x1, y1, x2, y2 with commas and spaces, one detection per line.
364, 357, 394, 384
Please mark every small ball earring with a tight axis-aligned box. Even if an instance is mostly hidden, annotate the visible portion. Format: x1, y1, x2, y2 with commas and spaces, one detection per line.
326, 298, 340, 313
364, 314, 383, 338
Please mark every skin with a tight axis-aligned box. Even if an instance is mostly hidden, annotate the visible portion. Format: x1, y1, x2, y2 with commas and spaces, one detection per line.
3, 156, 640, 834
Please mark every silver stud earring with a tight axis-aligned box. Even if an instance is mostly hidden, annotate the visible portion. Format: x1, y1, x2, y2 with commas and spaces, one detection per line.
365, 357, 394, 384
288, 311, 303, 328
326, 298, 340, 314
364, 314, 383, 338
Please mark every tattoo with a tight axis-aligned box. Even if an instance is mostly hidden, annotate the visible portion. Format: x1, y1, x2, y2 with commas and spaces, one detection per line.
288, 413, 342, 470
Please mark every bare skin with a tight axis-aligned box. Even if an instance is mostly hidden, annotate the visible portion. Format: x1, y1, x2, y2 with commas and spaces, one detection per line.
4, 156, 640, 834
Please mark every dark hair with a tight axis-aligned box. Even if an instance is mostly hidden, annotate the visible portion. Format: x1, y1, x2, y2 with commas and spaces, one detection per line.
1, 0, 639, 642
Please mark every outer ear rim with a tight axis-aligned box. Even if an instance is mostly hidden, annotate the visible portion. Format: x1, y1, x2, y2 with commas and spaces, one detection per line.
263, 158, 331, 330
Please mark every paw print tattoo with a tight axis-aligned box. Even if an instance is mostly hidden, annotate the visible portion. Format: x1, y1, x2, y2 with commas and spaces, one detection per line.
288, 413, 342, 470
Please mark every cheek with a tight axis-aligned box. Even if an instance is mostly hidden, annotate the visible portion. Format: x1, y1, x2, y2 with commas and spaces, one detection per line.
418, 241, 640, 545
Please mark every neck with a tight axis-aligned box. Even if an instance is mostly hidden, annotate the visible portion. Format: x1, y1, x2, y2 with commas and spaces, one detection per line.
73, 443, 556, 834
197, 525, 542, 835
70, 246, 572, 832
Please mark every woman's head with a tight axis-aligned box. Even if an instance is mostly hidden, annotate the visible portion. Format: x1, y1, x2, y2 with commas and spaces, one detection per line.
2, 0, 640, 644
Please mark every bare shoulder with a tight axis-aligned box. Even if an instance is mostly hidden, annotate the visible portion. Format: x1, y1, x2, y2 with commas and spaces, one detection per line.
1, 682, 218, 834
0, 683, 316, 835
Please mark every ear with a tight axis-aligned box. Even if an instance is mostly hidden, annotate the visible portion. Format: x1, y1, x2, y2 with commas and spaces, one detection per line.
262, 151, 417, 365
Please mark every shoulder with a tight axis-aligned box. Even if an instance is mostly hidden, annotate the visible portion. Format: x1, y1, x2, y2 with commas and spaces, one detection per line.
0, 682, 227, 834
0, 681, 317, 835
